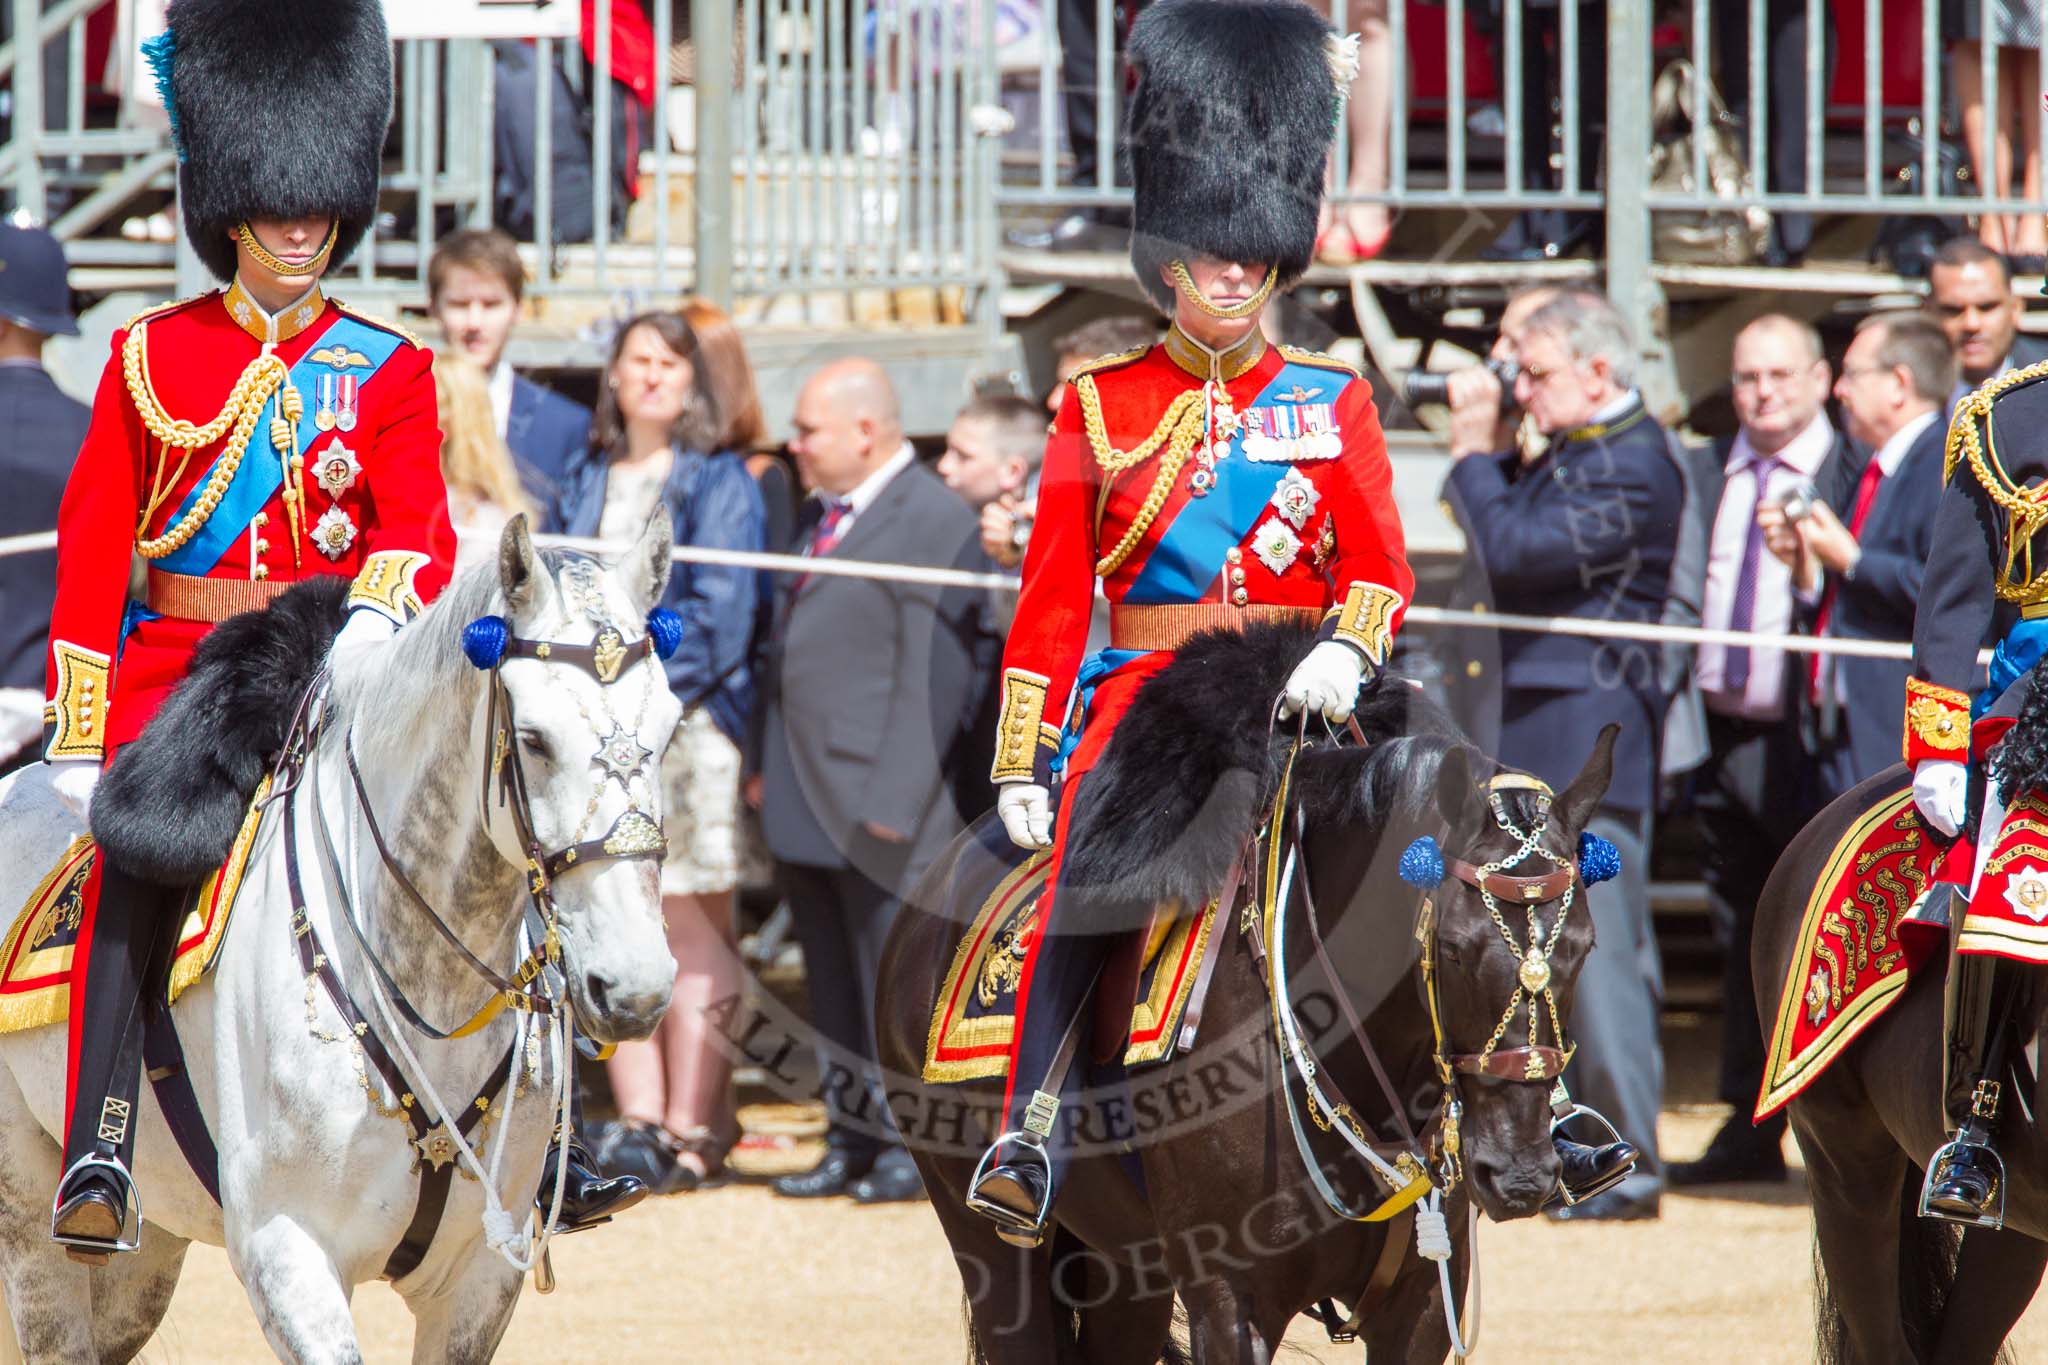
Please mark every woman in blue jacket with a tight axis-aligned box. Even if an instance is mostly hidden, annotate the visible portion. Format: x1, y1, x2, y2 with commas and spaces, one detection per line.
550, 309, 765, 1191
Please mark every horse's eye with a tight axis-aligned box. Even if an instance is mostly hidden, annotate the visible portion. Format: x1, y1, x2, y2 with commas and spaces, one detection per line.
517, 730, 553, 764
1439, 941, 1461, 965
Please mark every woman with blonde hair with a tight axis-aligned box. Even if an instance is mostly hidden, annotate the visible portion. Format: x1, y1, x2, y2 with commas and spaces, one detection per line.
432, 352, 535, 567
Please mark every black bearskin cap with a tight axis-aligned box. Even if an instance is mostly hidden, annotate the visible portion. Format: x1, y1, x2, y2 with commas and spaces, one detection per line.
1125, 0, 1341, 310
155, 0, 392, 281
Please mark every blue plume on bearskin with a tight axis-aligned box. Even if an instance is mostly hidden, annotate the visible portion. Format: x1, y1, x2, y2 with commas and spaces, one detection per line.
462, 615, 509, 671
160, 0, 392, 280
1577, 832, 1621, 886
1398, 836, 1445, 890
141, 31, 184, 163
1124, 0, 1342, 309
647, 607, 685, 660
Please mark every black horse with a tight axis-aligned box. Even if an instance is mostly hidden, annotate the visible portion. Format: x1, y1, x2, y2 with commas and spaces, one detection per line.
1755, 764, 2048, 1364
875, 625, 1622, 1362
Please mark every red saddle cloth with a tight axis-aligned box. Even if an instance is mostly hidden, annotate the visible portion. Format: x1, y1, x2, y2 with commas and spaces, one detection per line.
1755, 786, 1944, 1120
1956, 793, 2048, 965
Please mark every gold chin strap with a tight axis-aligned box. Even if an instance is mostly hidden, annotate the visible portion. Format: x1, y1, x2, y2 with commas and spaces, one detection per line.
237, 220, 339, 278
1169, 259, 1277, 320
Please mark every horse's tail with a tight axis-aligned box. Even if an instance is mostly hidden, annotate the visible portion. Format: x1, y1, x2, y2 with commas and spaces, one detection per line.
1860, 1163, 2016, 1364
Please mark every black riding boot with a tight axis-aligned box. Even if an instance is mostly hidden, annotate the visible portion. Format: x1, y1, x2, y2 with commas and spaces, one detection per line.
1923, 946, 2013, 1227
1547, 1081, 1640, 1207
536, 1084, 647, 1232
52, 864, 179, 1264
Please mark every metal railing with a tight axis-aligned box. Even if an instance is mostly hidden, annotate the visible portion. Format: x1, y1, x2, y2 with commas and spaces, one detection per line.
0, 0, 1002, 330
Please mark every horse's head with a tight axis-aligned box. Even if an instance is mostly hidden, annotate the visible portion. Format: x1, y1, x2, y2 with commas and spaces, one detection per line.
471, 514, 685, 1045
1411, 723, 1619, 1221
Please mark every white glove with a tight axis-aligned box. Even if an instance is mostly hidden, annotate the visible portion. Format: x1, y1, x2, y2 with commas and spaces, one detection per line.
996, 783, 1053, 850
1912, 759, 1969, 839
1279, 640, 1369, 724
331, 608, 398, 666
51, 763, 100, 823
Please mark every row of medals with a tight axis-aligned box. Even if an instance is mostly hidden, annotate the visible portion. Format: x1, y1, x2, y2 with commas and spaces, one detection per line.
308, 374, 363, 560
1188, 381, 1239, 497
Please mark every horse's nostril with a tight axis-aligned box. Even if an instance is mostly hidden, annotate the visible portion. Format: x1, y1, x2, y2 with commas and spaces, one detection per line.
585, 972, 612, 1016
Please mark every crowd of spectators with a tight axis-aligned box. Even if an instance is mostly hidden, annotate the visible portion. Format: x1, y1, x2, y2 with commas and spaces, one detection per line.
4, 212, 2047, 1221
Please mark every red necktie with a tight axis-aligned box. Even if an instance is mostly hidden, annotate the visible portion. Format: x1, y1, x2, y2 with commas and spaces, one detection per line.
793, 498, 850, 595
1811, 459, 1885, 700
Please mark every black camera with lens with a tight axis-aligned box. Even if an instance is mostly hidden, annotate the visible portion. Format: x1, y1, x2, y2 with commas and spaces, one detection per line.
1403, 356, 1519, 413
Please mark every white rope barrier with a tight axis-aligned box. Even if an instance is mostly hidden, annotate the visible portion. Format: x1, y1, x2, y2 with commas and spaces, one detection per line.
0, 524, 1982, 663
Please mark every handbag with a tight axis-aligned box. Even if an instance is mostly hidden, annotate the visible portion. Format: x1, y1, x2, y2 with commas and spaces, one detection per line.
1647, 58, 1772, 267
1868, 124, 1971, 279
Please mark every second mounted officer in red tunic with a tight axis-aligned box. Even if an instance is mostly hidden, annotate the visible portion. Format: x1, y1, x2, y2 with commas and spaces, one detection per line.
963, 0, 1414, 1245
39, 0, 460, 1260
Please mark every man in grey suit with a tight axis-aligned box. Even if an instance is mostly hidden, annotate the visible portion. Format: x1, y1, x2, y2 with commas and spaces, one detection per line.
755, 359, 994, 1204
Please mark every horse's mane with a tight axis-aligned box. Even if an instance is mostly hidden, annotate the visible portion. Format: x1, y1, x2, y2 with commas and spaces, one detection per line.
1060, 621, 1466, 917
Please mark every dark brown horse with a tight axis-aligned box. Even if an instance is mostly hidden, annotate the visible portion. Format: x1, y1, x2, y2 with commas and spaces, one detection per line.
875, 626, 1622, 1363
1755, 765, 2048, 1364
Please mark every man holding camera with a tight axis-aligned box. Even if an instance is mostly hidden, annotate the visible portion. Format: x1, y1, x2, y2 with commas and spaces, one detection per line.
1441, 290, 1686, 1220
1761, 311, 1955, 804
1671, 315, 1852, 1187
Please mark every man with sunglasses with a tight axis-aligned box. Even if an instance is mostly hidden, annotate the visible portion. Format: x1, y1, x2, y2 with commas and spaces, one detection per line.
1441, 290, 1686, 1221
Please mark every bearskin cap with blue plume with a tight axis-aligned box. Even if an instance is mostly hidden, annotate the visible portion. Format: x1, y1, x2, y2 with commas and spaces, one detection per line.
146, 0, 391, 281
1124, 0, 1349, 311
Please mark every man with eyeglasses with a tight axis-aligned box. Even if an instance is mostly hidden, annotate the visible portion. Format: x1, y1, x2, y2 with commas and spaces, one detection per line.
1441, 290, 1686, 1221
1761, 311, 1955, 804
1669, 315, 1854, 1189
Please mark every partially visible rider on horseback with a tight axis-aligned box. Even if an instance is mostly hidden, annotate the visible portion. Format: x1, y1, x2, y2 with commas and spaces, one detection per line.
965, 0, 1635, 1247
1905, 354, 2048, 1226
38, 0, 640, 1261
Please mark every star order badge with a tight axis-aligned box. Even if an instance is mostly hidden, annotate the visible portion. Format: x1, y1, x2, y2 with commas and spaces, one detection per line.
2004, 864, 2048, 924
1250, 517, 1304, 575
1270, 468, 1321, 529
314, 442, 362, 498
594, 721, 653, 788
313, 505, 358, 560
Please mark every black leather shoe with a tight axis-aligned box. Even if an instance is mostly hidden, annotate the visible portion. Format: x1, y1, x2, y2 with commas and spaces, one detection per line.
1544, 1187, 1661, 1222
1923, 1140, 2003, 1225
772, 1148, 873, 1199
538, 1140, 648, 1232
52, 1168, 132, 1265
1552, 1134, 1639, 1206
850, 1162, 925, 1205
966, 1156, 1051, 1247
1667, 1119, 1787, 1187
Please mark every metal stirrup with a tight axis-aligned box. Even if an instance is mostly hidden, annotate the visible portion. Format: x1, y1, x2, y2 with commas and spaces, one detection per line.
51, 1152, 142, 1255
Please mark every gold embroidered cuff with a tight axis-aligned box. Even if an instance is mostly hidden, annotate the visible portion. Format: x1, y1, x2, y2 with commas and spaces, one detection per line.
44, 641, 111, 761
1321, 582, 1405, 666
346, 551, 431, 625
992, 668, 1055, 784
1903, 677, 1972, 765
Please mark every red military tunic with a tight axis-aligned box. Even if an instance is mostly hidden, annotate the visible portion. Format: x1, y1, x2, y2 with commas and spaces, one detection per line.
988, 325, 1413, 1115
43, 277, 455, 762
992, 325, 1414, 789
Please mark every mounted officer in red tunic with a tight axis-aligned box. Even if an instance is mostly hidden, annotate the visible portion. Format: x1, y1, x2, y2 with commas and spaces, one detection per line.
964, 0, 1634, 1247
1904, 354, 2048, 1226
40, 0, 640, 1261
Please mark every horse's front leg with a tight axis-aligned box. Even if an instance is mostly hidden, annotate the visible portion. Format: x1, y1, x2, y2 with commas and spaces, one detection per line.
0, 1062, 96, 1363
400, 1237, 523, 1365
231, 1216, 365, 1365
1182, 1279, 1283, 1365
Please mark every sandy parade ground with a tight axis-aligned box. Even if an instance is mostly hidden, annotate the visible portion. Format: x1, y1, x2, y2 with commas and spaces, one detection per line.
124, 1100, 2048, 1365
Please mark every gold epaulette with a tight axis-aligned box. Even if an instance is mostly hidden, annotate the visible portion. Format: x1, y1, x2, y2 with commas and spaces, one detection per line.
330, 301, 423, 349
1065, 344, 1149, 384
1945, 358, 2048, 484
122, 291, 213, 332
1279, 345, 1361, 379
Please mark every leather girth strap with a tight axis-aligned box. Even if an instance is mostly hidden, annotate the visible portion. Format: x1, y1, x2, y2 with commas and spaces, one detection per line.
283, 768, 513, 1282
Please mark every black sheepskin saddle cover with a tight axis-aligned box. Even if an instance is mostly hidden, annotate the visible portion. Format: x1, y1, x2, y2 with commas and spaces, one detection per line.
1060, 621, 1429, 925
91, 577, 350, 885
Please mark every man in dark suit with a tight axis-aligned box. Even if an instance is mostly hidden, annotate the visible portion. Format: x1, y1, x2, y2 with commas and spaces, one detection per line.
0, 225, 87, 775
1670, 315, 1855, 1187
1928, 235, 2048, 407
427, 227, 590, 505
754, 357, 993, 1204
1444, 290, 1686, 1220
1764, 312, 1957, 802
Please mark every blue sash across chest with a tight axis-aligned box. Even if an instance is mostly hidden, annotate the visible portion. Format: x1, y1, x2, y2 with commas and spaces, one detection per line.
155, 315, 404, 577
1120, 359, 1334, 606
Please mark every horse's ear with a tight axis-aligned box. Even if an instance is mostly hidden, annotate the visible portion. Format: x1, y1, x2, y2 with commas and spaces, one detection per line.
498, 514, 549, 618
1554, 723, 1620, 833
1433, 744, 1484, 831
624, 507, 675, 616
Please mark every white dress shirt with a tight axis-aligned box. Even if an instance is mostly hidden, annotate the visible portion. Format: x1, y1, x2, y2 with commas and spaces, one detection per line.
487, 359, 515, 442
1697, 411, 1837, 719
815, 442, 916, 544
